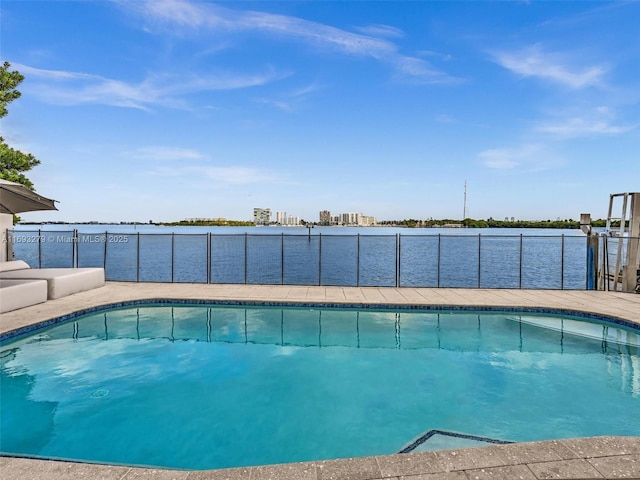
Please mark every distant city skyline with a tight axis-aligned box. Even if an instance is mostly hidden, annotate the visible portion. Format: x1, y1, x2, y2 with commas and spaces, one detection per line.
2, 1, 638, 223
254, 208, 377, 226
178, 205, 587, 226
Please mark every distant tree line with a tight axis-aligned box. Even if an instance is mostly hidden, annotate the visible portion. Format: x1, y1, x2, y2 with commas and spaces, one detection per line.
380, 218, 611, 229
162, 218, 616, 229
160, 219, 254, 227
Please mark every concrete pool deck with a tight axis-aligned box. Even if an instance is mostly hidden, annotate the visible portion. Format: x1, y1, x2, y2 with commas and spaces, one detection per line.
1, 283, 639, 479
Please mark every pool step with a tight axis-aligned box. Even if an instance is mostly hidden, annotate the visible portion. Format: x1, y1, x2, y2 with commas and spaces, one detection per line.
399, 429, 513, 453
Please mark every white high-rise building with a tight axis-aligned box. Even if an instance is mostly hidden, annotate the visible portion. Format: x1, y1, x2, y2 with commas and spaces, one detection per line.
341, 212, 360, 225
337, 212, 376, 226
359, 215, 377, 226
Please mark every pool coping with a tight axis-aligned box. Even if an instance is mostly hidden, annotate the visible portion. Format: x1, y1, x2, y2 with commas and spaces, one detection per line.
3, 297, 640, 344
1, 283, 639, 479
2, 282, 640, 338
1, 436, 639, 479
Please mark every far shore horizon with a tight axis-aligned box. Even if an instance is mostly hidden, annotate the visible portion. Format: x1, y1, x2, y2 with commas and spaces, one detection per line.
14, 217, 613, 229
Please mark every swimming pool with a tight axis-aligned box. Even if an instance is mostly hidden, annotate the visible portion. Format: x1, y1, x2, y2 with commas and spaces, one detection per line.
1, 302, 639, 470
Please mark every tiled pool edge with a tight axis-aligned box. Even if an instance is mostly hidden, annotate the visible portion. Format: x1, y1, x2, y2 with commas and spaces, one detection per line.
1, 435, 639, 480
2, 296, 639, 343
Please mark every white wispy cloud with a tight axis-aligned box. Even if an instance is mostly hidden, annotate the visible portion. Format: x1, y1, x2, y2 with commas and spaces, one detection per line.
12, 62, 286, 110
127, 146, 207, 161
196, 166, 274, 185
353, 24, 405, 39
536, 106, 636, 138
254, 82, 322, 112
292, 82, 321, 97
127, 0, 394, 56
538, 118, 635, 137
492, 44, 606, 89
123, 0, 458, 84
151, 165, 280, 185
254, 98, 294, 112
419, 50, 453, 62
255, 98, 295, 112
13, 64, 101, 81
479, 144, 564, 171
480, 147, 522, 170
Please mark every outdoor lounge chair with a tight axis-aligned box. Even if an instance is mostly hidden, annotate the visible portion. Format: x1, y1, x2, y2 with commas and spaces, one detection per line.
0, 278, 48, 313
0, 260, 105, 300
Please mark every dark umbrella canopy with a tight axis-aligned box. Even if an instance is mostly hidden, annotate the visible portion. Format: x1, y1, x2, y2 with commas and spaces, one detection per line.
0, 179, 57, 214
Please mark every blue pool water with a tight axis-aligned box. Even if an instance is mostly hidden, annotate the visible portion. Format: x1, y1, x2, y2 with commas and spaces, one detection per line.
1, 304, 639, 470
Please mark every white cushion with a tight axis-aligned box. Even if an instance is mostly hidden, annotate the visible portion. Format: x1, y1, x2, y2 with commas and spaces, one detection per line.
0, 260, 31, 272
0, 268, 105, 299
0, 279, 48, 313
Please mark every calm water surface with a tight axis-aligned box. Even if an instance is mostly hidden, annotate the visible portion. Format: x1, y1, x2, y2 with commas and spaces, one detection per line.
10, 226, 589, 289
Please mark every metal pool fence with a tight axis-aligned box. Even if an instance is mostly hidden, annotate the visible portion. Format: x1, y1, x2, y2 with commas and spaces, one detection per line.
7, 230, 592, 289
597, 234, 640, 292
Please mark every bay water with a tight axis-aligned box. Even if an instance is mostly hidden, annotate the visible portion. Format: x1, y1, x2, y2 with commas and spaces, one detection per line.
9, 225, 589, 289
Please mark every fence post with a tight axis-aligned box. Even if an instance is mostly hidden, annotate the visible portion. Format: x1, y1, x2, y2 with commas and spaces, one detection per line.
437, 234, 441, 288
103, 231, 108, 271
396, 233, 400, 288
171, 233, 175, 283
136, 233, 140, 282
586, 235, 594, 290
357, 233, 360, 287
602, 234, 609, 291
281, 232, 284, 285
519, 234, 523, 289
477, 234, 482, 288
73, 229, 78, 267
38, 229, 42, 268
561, 234, 565, 290
207, 232, 211, 284
586, 234, 598, 290
244, 232, 248, 284
318, 233, 322, 286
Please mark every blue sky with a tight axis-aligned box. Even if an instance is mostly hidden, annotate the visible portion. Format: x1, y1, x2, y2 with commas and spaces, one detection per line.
2, 0, 639, 223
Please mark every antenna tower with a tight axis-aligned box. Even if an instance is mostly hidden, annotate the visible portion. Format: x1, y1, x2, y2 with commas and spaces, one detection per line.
463, 181, 467, 220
